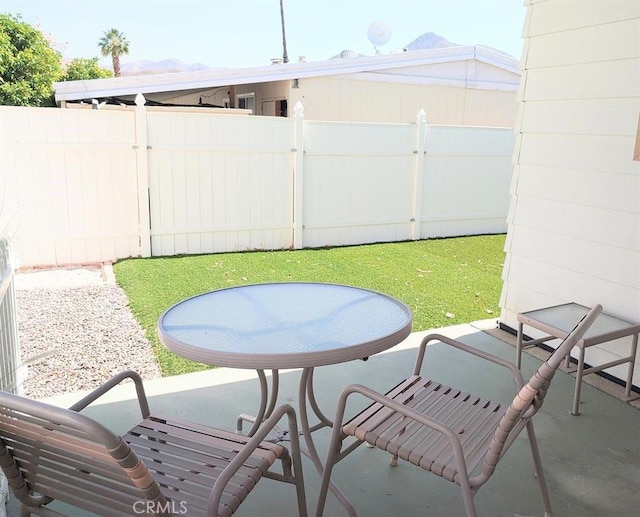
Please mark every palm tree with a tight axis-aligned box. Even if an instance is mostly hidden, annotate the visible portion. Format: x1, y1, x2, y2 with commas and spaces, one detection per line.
279, 0, 289, 63
98, 28, 130, 77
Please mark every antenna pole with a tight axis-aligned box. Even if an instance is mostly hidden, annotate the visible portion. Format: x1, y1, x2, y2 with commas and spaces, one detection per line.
280, 0, 289, 63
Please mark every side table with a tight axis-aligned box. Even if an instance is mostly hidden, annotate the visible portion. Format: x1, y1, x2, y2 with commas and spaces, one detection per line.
516, 302, 639, 415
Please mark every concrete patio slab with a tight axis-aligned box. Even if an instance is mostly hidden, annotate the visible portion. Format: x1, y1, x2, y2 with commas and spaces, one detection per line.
7, 323, 640, 516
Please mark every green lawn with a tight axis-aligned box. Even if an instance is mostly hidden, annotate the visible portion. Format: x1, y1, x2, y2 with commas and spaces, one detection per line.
114, 235, 506, 376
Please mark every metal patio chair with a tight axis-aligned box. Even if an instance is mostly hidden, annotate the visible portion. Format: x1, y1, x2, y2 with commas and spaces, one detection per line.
316, 305, 602, 517
0, 370, 307, 517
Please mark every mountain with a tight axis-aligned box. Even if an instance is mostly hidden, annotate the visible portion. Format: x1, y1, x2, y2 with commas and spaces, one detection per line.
120, 59, 213, 76
403, 32, 459, 51
403, 32, 517, 58
403, 32, 460, 52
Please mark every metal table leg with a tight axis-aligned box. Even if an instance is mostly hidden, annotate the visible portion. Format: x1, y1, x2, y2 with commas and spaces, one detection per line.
299, 367, 357, 517
516, 322, 524, 369
307, 368, 333, 431
624, 333, 638, 401
572, 348, 586, 416
236, 366, 358, 514
236, 369, 280, 436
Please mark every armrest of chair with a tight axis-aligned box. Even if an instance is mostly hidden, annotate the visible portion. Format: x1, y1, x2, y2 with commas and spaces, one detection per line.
207, 404, 302, 514
414, 333, 525, 389
68, 370, 150, 419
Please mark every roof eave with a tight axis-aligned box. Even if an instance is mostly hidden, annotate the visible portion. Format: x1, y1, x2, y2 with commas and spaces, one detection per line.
54, 45, 521, 102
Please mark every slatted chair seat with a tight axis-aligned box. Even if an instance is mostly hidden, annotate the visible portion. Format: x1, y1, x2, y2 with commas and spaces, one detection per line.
316, 305, 602, 517
344, 377, 506, 484
0, 370, 307, 517
125, 416, 290, 517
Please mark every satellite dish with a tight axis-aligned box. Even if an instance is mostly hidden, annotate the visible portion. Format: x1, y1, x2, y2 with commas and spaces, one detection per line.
367, 20, 392, 53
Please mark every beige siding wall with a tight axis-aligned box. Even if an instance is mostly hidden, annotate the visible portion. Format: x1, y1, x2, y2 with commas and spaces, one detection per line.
154, 60, 517, 126
501, 0, 640, 385
289, 76, 517, 126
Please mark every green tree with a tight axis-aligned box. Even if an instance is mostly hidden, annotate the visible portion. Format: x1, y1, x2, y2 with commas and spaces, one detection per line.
0, 13, 63, 106
98, 28, 129, 77
63, 57, 113, 81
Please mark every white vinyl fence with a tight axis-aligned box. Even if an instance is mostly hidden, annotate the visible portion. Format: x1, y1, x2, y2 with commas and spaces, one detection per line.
0, 106, 142, 266
0, 103, 515, 268
147, 109, 295, 256
0, 238, 20, 394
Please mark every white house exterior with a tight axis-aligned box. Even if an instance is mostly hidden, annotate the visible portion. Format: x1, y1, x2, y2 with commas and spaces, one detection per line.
54, 46, 521, 127
500, 0, 640, 387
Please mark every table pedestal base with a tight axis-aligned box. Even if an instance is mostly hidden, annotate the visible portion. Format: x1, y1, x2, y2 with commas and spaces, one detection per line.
236, 367, 357, 516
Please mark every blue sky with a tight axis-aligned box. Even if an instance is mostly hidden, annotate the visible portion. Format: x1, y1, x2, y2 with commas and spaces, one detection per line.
4, 1, 526, 68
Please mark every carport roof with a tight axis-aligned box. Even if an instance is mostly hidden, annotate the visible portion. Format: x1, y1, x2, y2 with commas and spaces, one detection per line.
54, 45, 520, 104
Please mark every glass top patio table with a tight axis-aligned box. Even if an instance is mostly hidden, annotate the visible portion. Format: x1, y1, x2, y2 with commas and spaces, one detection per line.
158, 282, 412, 514
158, 282, 413, 370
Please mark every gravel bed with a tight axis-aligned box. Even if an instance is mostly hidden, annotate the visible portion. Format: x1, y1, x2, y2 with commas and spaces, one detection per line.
16, 277, 161, 399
